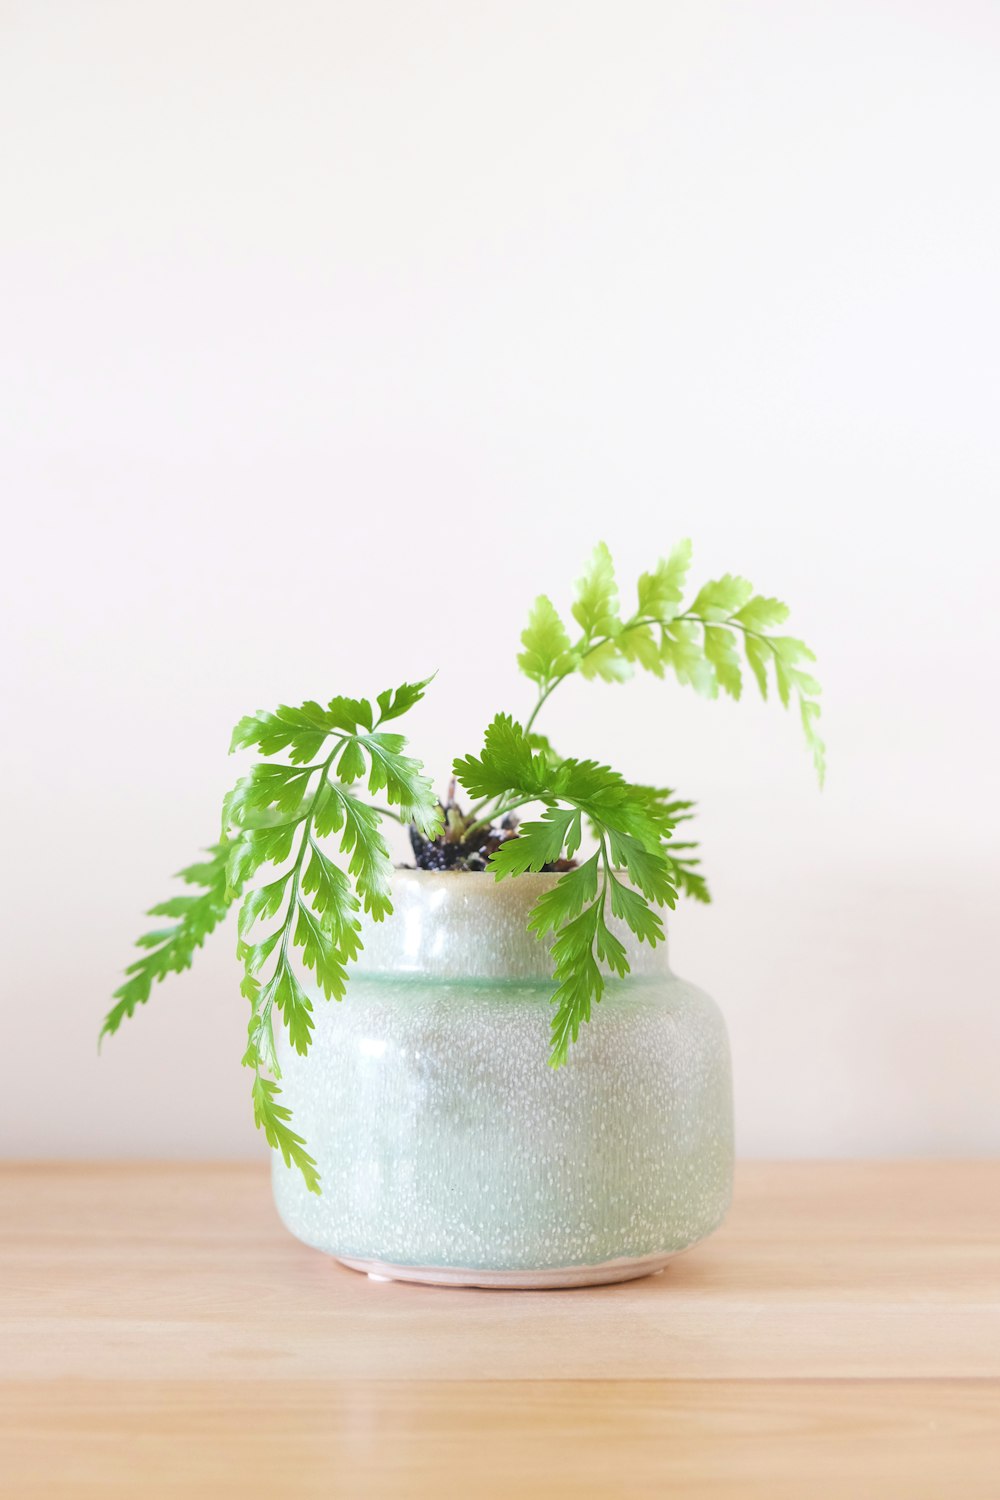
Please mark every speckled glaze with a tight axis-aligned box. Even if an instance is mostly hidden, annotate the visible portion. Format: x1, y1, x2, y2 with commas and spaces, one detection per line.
272, 871, 733, 1288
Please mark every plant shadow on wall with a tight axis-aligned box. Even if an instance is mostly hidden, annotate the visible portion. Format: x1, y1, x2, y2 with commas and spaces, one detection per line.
101, 542, 823, 1195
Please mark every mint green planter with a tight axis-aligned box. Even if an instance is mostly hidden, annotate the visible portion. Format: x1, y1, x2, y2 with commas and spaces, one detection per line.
272, 871, 733, 1288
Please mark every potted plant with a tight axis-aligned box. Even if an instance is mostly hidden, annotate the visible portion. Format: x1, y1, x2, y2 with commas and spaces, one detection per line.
104, 541, 822, 1288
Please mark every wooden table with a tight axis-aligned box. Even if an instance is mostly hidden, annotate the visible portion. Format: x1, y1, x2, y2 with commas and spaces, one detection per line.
2, 1161, 998, 1497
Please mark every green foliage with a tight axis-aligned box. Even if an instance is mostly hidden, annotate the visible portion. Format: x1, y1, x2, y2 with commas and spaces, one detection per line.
230, 678, 441, 1192
518, 596, 579, 683
485, 538, 826, 1058
454, 712, 551, 802
455, 716, 679, 1065
660, 620, 717, 696
703, 625, 743, 699
515, 540, 825, 783
101, 841, 240, 1041
571, 541, 621, 637
251, 1074, 321, 1196
636, 539, 691, 619
690, 573, 754, 621
107, 678, 440, 1196
578, 637, 632, 683
627, 787, 711, 904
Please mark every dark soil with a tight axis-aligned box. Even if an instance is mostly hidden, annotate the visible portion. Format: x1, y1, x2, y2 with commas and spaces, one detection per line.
403, 783, 575, 874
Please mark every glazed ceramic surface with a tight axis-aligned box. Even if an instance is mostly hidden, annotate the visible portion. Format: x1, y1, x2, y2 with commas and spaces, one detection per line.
272, 871, 733, 1287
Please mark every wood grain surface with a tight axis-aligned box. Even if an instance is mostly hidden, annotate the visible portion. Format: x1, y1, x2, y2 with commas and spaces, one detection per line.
2, 1161, 998, 1496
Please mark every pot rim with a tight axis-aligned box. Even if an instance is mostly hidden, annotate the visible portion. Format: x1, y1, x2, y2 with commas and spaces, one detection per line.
354, 867, 670, 980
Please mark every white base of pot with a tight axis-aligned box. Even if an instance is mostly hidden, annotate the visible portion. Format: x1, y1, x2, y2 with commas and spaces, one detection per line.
336, 1250, 677, 1289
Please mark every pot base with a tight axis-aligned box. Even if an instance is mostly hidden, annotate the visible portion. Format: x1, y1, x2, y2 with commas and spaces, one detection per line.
335, 1250, 676, 1289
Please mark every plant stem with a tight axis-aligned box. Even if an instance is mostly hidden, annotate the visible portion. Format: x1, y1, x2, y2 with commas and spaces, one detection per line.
461, 796, 539, 845
524, 680, 559, 735
523, 617, 648, 735
368, 805, 406, 825
461, 609, 783, 836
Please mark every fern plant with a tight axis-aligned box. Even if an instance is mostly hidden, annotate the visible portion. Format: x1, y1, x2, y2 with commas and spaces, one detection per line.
103, 541, 822, 1193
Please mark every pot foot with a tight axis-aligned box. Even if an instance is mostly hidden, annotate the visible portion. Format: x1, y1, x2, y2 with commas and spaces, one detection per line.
336, 1250, 677, 1290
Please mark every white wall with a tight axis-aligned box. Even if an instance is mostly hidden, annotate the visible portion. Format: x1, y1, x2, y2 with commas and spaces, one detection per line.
3, 0, 998, 1162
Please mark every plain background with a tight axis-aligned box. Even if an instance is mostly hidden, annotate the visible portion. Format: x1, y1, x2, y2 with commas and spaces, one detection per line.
2, 0, 998, 1162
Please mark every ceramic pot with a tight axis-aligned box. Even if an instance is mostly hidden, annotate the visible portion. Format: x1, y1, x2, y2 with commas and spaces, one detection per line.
272, 870, 733, 1288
